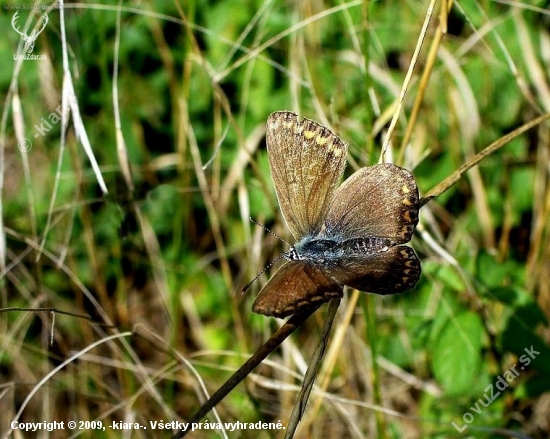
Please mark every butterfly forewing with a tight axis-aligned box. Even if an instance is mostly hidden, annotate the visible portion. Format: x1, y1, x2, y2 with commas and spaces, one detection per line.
266, 111, 348, 240
328, 245, 421, 294
252, 261, 343, 318
324, 164, 419, 244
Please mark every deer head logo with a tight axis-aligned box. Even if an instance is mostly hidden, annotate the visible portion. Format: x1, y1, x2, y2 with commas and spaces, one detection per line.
11, 11, 49, 54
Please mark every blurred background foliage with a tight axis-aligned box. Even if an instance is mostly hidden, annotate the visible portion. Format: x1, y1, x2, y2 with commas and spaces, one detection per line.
1, 0, 550, 438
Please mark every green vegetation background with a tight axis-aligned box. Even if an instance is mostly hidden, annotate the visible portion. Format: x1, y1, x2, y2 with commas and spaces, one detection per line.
1, 1, 549, 438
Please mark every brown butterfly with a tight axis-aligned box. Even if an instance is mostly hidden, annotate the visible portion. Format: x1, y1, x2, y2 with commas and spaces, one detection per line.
252, 111, 421, 318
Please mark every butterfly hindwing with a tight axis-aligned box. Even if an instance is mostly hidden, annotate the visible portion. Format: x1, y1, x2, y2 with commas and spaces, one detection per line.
327, 245, 421, 294
252, 260, 343, 318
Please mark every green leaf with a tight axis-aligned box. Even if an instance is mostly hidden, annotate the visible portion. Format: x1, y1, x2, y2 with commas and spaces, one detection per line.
509, 166, 535, 217
431, 311, 485, 395
476, 250, 523, 289
500, 305, 550, 397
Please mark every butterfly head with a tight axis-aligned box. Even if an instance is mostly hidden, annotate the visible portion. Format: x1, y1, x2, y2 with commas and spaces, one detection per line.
282, 246, 302, 261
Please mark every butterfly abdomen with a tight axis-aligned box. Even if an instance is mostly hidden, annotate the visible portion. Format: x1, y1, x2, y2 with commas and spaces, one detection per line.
341, 237, 392, 255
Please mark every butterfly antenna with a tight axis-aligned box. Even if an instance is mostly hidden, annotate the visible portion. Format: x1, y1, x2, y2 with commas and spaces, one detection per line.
242, 217, 291, 294
249, 217, 291, 246
241, 254, 285, 294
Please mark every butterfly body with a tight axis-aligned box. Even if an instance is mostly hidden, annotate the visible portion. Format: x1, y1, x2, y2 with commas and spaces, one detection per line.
289, 235, 391, 265
252, 111, 421, 318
